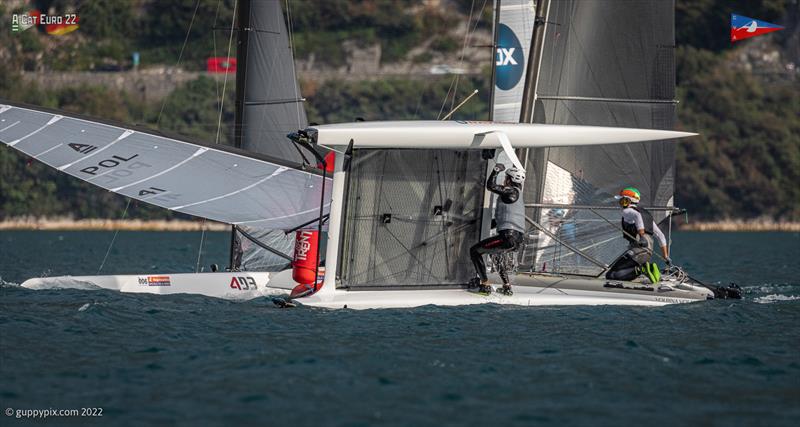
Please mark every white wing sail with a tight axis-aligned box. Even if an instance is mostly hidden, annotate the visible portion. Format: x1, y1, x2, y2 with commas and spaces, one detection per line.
0, 102, 330, 230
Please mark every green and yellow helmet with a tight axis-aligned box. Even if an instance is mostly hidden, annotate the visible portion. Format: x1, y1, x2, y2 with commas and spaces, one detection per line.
615, 187, 641, 204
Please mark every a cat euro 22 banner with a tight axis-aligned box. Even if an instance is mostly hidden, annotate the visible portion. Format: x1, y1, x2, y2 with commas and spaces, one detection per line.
10, 10, 80, 35
731, 13, 784, 42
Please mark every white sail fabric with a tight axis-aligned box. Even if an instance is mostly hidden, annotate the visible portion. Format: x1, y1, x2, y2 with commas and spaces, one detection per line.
492, 0, 536, 122
238, 228, 294, 271
0, 103, 331, 230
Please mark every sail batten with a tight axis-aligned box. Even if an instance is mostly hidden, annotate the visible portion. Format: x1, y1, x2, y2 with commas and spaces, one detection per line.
536, 95, 678, 104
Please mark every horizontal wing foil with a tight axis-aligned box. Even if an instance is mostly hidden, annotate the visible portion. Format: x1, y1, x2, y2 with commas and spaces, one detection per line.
0, 103, 330, 230
312, 120, 697, 149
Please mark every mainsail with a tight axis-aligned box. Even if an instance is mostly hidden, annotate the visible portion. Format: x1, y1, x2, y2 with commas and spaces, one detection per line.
0, 102, 330, 230
231, 0, 313, 271
235, 0, 307, 160
519, 0, 678, 275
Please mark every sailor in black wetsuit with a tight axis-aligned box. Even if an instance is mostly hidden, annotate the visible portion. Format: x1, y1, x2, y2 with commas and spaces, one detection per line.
606, 187, 670, 283
469, 163, 525, 295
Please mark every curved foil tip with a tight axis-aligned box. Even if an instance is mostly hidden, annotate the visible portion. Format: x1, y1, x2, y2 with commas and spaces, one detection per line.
676, 131, 700, 139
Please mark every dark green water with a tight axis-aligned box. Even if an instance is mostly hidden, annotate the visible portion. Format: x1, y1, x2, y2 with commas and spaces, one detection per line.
1, 231, 799, 426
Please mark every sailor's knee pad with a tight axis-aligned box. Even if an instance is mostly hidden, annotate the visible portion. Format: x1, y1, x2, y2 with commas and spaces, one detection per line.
629, 247, 652, 266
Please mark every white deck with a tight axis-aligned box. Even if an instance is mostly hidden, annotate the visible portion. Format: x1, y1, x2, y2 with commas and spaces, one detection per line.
298, 273, 710, 309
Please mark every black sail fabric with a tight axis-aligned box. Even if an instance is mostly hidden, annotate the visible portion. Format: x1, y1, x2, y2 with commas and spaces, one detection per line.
240, 0, 308, 159
522, 0, 677, 275
233, 0, 315, 271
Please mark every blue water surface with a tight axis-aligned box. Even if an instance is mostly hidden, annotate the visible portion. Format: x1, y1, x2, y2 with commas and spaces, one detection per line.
1, 231, 798, 426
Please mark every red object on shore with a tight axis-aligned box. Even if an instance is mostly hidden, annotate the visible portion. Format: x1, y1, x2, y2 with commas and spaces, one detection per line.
206, 57, 237, 73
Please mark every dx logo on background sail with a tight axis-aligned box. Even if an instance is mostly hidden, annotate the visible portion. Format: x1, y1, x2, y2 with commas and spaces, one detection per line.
495, 24, 524, 90
496, 47, 518, 66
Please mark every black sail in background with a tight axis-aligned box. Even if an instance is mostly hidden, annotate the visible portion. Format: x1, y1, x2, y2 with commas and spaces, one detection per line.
522, 0, 678, 275
237, 0, 307, 158
232, 0, 310, 271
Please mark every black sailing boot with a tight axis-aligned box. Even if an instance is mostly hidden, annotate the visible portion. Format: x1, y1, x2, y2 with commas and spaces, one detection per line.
498, 284, 513, 296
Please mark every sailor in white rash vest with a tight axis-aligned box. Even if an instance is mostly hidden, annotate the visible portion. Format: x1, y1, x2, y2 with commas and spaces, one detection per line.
469, 163, 525, 295
606, 187, 670, 282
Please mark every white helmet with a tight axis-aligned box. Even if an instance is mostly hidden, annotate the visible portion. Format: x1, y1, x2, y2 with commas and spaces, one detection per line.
506, 167, 525, 184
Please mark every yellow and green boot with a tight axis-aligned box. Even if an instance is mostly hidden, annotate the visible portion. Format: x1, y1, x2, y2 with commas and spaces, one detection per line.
644, 262, 661, 284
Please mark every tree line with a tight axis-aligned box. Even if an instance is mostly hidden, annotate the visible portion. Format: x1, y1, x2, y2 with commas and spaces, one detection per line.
0, 0, 796, 221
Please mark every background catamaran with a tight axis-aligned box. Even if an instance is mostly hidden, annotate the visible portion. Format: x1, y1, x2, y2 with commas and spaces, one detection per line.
4, 0, 740, 307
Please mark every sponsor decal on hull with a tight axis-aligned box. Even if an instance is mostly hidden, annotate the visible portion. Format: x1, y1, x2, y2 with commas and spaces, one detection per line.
138, 276, 171, 286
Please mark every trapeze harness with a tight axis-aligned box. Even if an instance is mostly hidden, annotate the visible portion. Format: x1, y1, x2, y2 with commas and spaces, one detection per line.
606, 205, 666, 281
470, 168, 525, 284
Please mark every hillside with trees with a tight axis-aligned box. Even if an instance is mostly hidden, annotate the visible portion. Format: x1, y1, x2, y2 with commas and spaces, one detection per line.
0, 0, 797, 222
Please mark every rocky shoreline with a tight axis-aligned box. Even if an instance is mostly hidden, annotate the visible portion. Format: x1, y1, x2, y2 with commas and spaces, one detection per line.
1, 218, 798, 232
676, 220, 800, 232
0, 218, 229, 231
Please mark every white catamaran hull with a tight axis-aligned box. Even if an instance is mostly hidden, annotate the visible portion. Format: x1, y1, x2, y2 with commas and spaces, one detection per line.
21, 270, 296, 300
20, 270, 713, 308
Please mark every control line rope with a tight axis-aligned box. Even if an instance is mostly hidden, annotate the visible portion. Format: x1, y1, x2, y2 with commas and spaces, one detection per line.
195, 219, 207, 273
157, 0, 202, 127
215, 0, 238, 144
97, 199, 132, 274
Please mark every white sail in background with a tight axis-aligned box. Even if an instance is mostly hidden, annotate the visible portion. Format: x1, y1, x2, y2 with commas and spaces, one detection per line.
492, 0, 536, 122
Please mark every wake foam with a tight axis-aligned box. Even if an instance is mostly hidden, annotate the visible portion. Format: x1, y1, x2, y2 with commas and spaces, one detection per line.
753, 283, 799, 294
0, 277, 20, 287
753, 294, 800, 304
21, 277, 102, 291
